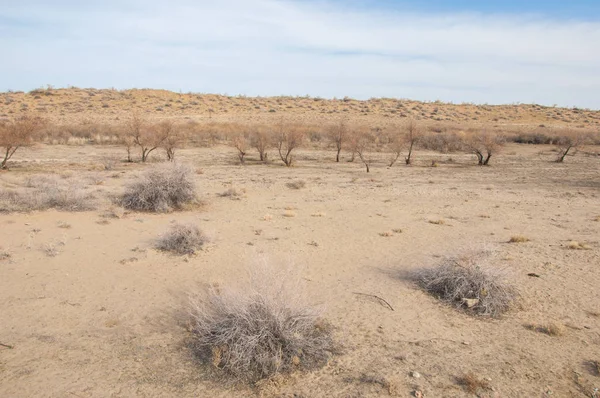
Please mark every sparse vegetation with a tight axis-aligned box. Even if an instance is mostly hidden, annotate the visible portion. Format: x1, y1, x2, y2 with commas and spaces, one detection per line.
456, 372, 491, 394
155, 223, 207, 255
416, 249, 517, 316
508, 235, 530, 243
286, 180, 306, 189
0, 115, 45, 169
121, 163, 196, 212
188, 261, 335, 382
0, 174, 99, 212
525, 322, 565, 336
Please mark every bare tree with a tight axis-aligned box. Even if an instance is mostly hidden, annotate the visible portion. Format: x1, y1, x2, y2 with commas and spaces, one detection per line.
230, 131, 250, 164
354, 127, 376, 172
385, 124, 404, 167
158, 121, 186, 161
249, 125, 270, 161
274, 122, 304, 167
555, 129, 587, 163
464, 129, 503, 166
327, 119, 347, 162
403, 119, 421, 165
126, 113, 167, 162
0, 115, 44, 169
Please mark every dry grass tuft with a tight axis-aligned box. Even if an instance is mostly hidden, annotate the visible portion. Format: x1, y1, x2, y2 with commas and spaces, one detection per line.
155, 223, 208, 255
428, 219, 445, 225
567, 241, 591, 250
121, 163, 196, 212
392, 228, 403, 233
525, 322, 565, 336
415, 249, 517, 317
0, 248, 11, 261
508, 235, 530, 243
218, 187, 245, 199
57, 221, 71, 229
311, 211, 326, 217
593, 216, 600, 222
282, 210, 296, 218
379, 231, 394, 237
0, 175, 99, 212
188, 260, 336, 383
262, 214, 273, 221
456, 372, 491, 394
286, 180, 306, 190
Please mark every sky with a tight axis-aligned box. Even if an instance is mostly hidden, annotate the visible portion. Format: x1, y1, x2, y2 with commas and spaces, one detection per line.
1, 0, 600, 108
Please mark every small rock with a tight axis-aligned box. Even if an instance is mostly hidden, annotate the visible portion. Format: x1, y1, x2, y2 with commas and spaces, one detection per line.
410, 371, 421, 378
413, 390, 423, 398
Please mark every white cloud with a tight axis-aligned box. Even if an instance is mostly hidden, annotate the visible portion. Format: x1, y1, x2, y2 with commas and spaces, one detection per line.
1, 0, 600, 108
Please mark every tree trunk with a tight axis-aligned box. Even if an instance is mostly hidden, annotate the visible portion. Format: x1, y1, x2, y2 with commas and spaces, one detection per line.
405, 142, 414, 165
336, 146, 341, 162
483, 152, 492, 165
476, 151, 484, 165
556, 146, 572, 163
1, 146, 18, 169
389, 152, 401, 167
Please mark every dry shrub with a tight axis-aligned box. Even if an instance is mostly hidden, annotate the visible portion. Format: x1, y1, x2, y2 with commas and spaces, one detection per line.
525, 322, 565, 336
188, 260, 336, 382
0, 174, 98, 212
156, 223, 207, 255
218, 187, 245, 199
567, 241, 591, 250
508, 235, 529, 243
416, 249, 517, 317
456, 372, 491, 394
121, 163, 196, 212
286, 180, 306, 190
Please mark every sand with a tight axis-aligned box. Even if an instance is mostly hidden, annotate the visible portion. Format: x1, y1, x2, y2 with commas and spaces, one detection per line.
1, 143, 599, 397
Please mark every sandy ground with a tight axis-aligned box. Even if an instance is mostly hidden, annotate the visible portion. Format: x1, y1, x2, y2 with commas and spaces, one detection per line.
1, 143, 600, 397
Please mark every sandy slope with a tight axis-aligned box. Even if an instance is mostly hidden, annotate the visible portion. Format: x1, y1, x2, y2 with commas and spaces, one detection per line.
1, 144, 600, 397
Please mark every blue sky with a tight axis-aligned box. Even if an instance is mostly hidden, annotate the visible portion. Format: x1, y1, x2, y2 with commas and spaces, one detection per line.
2, 0, 600, 108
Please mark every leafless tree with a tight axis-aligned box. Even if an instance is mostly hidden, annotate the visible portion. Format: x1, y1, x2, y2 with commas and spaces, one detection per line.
249, 125, 270, 161
464, 129, 503, 166
554, 129, 588, 163
403, 119, 421, 165
385, 124, 404, 167
0, 115, 44, 169
274, 122, 304, 167
327, 119, 347, 162
230, 131, 250, 164
354, 127, 377, 172
126, 113, 167, 162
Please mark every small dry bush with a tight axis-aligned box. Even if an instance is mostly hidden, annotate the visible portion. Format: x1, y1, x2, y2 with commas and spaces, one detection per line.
286, 180, 306, 190
525, 322, 564, 336
416, 249, 517, 317
155, 223, 207, 255
0, 175, 98, 212
121, 163, 196, 212
508, 235, 529, 243
218, 187, 245, 199
456, 372, 491, 394
188, 260, 335, 383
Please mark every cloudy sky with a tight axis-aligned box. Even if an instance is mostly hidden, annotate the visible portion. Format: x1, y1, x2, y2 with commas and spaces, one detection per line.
2, 0, 600, 108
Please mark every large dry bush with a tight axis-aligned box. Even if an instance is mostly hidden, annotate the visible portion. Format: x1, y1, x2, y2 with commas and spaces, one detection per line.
0, 115, 44, 169
121, 163, 196, 212
155, 223, 207, 255
0, 174, 98, 212
188, 260, 335, 382
415, 249, 517, 317
157, 120, 187, 162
